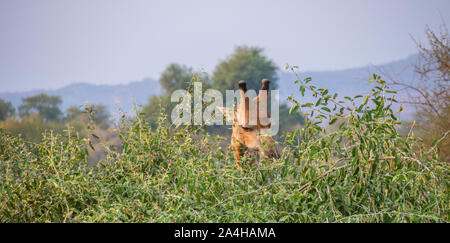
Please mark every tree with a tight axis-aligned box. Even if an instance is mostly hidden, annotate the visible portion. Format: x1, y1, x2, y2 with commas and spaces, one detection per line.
0, 113, 64, 143
65, 104, 110, 130
19, 93, 63, 122
389, 24, 449, 161
0, 98, 15, 121
212, 46, 278, 93
142, 63, 211, 127
212, 46, 304, 135
91, 104, 110, 128
159, 63, 194, 93
142, 63, 194, 127
66, 106, 83, 121
142, 94, 172, 128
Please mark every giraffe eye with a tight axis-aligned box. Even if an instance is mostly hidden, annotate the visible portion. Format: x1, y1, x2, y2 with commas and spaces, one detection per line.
241, 126, 253, 131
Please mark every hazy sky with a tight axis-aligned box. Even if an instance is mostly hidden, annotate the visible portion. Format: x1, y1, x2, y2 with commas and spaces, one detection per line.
0, 0, 449, 92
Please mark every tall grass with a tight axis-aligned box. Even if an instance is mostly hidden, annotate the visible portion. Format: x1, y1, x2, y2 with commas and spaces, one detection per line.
0, 72, 448, 222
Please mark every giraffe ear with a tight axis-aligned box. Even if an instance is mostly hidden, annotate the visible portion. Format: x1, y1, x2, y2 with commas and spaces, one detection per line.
260, 79, 270, 90
238, 80, 247, 92
217, 106, 235, 122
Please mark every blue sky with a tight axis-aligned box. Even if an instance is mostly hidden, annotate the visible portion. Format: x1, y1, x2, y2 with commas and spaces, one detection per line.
0, 0, 449, 92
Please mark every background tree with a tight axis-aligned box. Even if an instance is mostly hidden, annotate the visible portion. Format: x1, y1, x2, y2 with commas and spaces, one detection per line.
65, 104, 110, 130
143, 51, 303, 135
212, 46, 278, 93
212, 46, 304, 134
142, 63, 211, 127
143, 63, 193, 126
0, 113, 64, 143
91, 104, 110, 129
142, 95, 172, 128
159, 63, 194, 93
19, 93, 63, 122
66, 106, 83, 121
389, 24, 449, 161
0, 98, 15, 121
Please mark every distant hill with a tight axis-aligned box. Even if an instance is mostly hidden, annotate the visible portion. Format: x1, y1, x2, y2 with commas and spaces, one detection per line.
278, 54, 420, 119
278, 54, 419, 100
0, 54, 420, 119
0, 78, 161, 116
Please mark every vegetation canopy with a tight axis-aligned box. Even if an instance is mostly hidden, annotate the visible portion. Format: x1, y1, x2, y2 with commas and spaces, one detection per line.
0, 71, 448, 222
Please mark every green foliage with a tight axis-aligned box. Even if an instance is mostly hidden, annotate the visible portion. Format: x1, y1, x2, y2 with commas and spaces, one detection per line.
212, 46, 278, 93
143, 63, 203, 127
19, 93, 63, 122
278, 103, 305, 136
0, 101, 112, 144
142, 94, 172, 128
0, 98, 15, 121
159, 63, 198, 93
0, 128, 91, 222
1, 73, 447, 222
0, 114, 65, 143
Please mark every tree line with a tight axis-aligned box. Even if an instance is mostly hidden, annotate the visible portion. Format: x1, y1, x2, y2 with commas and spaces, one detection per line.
0, 94, 110, 143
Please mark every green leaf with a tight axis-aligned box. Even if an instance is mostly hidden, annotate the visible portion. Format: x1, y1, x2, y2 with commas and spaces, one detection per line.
289, 105, 299, 115
315, 98, 322, 107
300, 85, 305, 96
431, 130, 450, 148
88, 140, 95, 151
329, 118, 338, 125
362, 95, 369, 106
